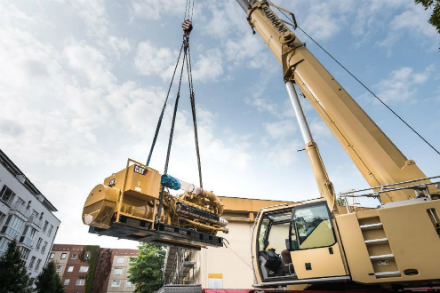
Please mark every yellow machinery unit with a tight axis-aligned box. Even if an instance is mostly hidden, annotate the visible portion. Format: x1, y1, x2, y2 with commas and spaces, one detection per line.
82, 159, 228, 250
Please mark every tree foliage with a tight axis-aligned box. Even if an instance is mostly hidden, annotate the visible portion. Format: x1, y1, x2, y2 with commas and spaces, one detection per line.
35, 261, 65, 293
128, 243, 165, 293
415, 0, 440, 48
0, 240, 34, 293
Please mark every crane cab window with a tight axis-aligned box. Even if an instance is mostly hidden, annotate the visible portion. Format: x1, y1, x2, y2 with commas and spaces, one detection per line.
292, 204, 335, 249
256, 209, 295, 281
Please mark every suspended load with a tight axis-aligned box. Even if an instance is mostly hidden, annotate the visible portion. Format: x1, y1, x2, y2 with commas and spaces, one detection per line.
82, 11, 228, 249
82, 159, 227, 249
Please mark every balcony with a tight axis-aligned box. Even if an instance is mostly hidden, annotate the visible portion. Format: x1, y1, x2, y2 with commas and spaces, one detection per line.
9, 201, 31, 219
1, 225, 21, 240
19, 235, 34, 248
27, 215, 42, 229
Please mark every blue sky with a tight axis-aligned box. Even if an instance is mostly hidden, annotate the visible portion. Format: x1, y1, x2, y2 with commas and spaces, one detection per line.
0, 0, 439, 248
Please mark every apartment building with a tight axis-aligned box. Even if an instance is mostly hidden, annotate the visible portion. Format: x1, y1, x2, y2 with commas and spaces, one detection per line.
50, 244, 138, 293
0, 149, 61, 279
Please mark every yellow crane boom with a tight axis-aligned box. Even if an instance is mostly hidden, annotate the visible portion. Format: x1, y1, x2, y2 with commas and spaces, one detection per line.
237, 0, 429, 204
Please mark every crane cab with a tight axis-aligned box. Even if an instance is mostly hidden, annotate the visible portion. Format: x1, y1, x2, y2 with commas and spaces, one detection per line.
252, 195, 440, 289
253, 199, 349, 288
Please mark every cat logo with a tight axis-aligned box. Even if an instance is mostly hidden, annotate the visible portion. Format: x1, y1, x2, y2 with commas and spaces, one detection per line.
108, 178, 116, 187
134, 165, 148, 175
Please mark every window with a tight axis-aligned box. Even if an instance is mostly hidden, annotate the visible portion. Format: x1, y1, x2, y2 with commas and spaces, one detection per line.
29, 256, 36, 269
43, 221, 48, 232
49, 252, 55, 259
35, 259, 41, 271
292, 204, 335, 249
36, 238, 43, 249
256, 209, 294, 280
56, 265, 63, 272
111, 280, 120, 287
22, 226, 37, 247
64, 279, 70, 285
67, 266, 74, 272
116, 256, 124, 263
60, 252, 67, 259
76, 278, 85, 286
41, 241, 48, 253
47, 224, 53, 236
113, 268, 123, 275
20, 247, 30, 260
3, 215, 25, 239
0, 238, 11, 255
0, 185, 15, 204
79, 266, 89, 273
84, 253, 90, 260
71, 253, 77, 259
126, 281, 134, 287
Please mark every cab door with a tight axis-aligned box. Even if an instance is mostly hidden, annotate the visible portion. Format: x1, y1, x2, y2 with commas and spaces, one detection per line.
290, 202, 348, 279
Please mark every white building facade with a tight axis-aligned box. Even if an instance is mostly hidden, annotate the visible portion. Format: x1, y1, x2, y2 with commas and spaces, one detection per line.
0, 149, 61, 280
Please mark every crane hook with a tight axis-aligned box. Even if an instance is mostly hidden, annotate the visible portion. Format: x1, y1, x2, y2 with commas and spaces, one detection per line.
182, 19, 193, 37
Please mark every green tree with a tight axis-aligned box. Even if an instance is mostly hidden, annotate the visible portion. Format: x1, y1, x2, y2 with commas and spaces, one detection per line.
0, 240, 34, 293
128, 243, 165, 293
35, 261, 65, 293
415, 0, 440, 47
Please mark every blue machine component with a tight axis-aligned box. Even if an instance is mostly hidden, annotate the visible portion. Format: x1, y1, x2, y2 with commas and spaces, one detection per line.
161, 174, 181, 190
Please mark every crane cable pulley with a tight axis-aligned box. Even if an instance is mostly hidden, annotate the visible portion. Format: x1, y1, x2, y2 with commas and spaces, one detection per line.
270, 2, 440, 158
146, 0, 202, 223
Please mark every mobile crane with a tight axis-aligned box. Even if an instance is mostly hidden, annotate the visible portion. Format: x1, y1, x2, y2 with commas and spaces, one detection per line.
82, 0, 440, 290
234, 0, 440, 290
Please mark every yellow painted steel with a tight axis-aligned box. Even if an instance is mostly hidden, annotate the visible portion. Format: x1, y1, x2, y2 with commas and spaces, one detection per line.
244, 1, 440, 289
246, 1, 429, 204
82, 158, 227, 236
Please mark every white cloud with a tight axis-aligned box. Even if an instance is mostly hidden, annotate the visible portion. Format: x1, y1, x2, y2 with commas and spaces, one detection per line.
374, 66, 434, 103
225, 33, 268, 69
264, 120, 296, 140
131, 0, 187, 20
134, 41, 178, 79
266, 141, 300, 167
68, 0, 132, 53
192, 49, 224, 82
310, 119, 332, 140
69, 0, 108, 37
384, 4, 438, 51
64, 42, 116, 88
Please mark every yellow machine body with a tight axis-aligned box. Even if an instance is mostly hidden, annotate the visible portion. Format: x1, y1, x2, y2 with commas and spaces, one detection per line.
82, 159, 227, 249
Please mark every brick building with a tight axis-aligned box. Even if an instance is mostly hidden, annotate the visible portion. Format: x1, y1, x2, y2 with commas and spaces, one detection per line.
50, 244, 138, 293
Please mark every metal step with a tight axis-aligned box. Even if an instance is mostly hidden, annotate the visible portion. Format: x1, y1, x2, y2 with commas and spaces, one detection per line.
370, 254, 394, 260
365, 238, 388, 245
360, 223, 383, 230
375, 271, 401, 278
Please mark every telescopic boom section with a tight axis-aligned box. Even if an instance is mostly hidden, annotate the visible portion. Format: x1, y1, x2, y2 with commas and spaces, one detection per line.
236, 0, 430, 204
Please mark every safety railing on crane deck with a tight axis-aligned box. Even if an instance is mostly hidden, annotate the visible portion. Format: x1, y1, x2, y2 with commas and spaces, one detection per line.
338, 175, 440, 213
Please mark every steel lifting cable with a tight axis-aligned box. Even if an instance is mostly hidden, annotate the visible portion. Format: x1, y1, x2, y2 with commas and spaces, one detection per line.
272, 5, 440, 157
151, 0, 203, 222
146, 43, 184, 166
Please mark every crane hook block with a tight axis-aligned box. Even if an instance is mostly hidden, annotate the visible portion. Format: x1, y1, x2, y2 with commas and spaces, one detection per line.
182, 19, 193, 36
